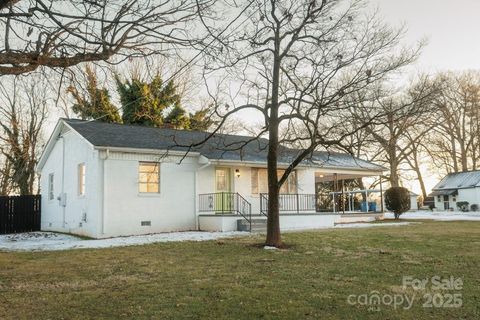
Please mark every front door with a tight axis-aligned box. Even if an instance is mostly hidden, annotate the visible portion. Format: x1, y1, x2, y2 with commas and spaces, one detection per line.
443, 195, 450, 210
215, 168, 233, 212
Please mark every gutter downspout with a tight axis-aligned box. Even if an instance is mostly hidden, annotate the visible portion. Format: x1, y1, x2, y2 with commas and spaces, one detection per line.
100, 149, 109, 236
61, 135, 66, 228
194, 159, 211, 230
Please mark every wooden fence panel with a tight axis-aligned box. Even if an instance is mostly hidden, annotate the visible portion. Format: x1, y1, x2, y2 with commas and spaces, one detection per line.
0, 195, 41, 234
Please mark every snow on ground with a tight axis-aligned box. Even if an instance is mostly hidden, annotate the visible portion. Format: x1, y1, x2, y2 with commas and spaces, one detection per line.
334, 222, 414, 229
0, 231, 247, 252
4, 213, 475, 252
0, 221, 419, 252
384, 210, 480, 221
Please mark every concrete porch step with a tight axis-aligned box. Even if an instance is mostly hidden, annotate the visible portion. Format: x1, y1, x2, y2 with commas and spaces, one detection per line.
237, 218, 267, 232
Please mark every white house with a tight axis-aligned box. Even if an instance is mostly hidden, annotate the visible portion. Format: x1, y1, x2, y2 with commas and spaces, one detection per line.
430, 171, 480, 211
37, 119, 386, 238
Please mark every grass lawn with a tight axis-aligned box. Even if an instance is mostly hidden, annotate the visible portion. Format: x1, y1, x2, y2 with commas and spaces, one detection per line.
0, 220, 479, 319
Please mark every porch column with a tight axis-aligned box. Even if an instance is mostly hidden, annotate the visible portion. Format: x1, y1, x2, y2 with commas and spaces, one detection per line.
379, 175, 384, 213
341, 179, 345, 214
365, 190, 368, 212
333, 173, 338, 213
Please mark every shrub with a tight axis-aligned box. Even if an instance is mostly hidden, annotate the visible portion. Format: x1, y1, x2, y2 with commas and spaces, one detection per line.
384, 187, 411, 219
456, 201, 469, 212
470, 204, 479, 212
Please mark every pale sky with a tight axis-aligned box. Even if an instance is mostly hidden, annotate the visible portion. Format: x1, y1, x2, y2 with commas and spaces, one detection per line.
375, 0, 480, 73
373, 0, 480, 194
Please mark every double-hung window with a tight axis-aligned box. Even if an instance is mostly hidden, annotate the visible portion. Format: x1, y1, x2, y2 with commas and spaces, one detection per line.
48, 173, 54, 200
139, 162, 160, 193
251, 168, 297, 195
78, 163, 86, 196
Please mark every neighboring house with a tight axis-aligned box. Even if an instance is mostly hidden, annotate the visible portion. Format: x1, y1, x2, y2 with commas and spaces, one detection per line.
37, 119, 386, 238
409, 192, 419, 211
429, 171, 480, 211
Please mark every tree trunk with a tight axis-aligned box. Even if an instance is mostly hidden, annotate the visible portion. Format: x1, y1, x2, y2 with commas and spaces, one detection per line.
17, 171, 31, 195
265, 28, 282, 248
412, 148, 427, 200
416, 168, 427, 201
358, 178, 366, 201
451, 136, 459, 172
389, 147, 400, 187
390, 169, 400, 188
460, 142, 468, 172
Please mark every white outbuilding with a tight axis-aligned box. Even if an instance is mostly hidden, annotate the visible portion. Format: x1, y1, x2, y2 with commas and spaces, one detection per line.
429, 171, 480, 211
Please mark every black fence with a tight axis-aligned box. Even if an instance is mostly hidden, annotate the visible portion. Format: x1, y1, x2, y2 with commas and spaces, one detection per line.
0, 195, 41, 234
260, 193, 316, 215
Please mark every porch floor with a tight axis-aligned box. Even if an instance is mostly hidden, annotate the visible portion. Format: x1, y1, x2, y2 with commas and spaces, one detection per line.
198, 212, 384, 232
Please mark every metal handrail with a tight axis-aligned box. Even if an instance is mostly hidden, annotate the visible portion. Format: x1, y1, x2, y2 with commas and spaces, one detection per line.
260, 193, 316, 215
198, 192, 252, 231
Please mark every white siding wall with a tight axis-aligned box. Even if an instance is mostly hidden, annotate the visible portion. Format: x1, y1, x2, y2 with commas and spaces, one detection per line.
101, 152, 197, 238
41, 131, 199, 238
196, 165, 215, 195
458, 188, 480, 210
433, 187, 480, 211
40, 129, 100, 237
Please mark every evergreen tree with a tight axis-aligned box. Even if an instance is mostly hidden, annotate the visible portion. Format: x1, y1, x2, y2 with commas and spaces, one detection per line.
116, 74, 181, 127
164, 104, 190, 129
189, 107, 216, 131
67, 66, 121, 123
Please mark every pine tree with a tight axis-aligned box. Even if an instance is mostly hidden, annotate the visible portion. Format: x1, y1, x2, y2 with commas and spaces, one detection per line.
189, 107, 216, 131
67, 66, 121, 123
116, 74, 181, 127
164, 104, 190, 129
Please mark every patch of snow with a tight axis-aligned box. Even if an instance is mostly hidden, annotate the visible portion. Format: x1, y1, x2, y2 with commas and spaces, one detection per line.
0, 231, 247, 252
334, 222, 413, 229
263, 245, 278, 250
385, 210, 480, 221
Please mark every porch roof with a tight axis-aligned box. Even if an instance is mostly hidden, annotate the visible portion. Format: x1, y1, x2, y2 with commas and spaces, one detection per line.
430, 189, 458, 197
63, 119, 385, 173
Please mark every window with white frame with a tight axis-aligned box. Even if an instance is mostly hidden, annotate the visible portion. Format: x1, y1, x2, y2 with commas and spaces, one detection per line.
251, 168, 297, 194
78, 163, 86, 196
139, 162, 160, 193
48, 173, 54, 200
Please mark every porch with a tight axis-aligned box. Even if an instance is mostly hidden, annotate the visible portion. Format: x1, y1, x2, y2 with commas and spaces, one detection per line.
196, 164, 385, 232
197, 192, 384, 232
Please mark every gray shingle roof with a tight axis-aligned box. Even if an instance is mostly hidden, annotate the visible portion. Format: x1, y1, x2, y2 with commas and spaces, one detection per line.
64, 119, 384, 172
432, 171, 480, 190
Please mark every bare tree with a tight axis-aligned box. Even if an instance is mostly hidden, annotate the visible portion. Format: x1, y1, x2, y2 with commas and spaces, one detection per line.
196, 0, 421, 247
403, 126, 432, 200
356, 79, 438, 189
0, 155, 12, 195
427, 72, 480, 173
0, 0, 212, 75
0, 75, 48, 194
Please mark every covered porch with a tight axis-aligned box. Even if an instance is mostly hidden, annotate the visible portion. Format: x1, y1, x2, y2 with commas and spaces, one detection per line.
196, 165, 385, 232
